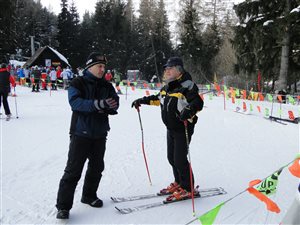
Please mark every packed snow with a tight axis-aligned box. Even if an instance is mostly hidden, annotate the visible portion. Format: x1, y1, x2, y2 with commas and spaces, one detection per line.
1, 85, 299, 224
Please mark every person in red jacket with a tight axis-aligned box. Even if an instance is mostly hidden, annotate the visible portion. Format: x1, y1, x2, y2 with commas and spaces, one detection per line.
9, 74, 16, 88
104, 70, 112, 82
41, 68, 48, 90
0, 63, 16, 120
56, 66, 63, 88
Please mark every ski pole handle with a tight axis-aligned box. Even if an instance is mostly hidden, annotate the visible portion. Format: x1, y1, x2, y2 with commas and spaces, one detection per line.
136, 106, 140, 112
184, 120, 188, 127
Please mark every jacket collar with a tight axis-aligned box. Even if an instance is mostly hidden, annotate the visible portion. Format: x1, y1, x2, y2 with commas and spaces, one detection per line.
83, 69, 104, 81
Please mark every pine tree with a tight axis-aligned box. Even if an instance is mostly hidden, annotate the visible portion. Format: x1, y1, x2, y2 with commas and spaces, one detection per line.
77, 12, 94, 67
0, 0, 56, 61
288, 4, 300, 92
0, 0, 17, 62
177, 0, 204, 83
213, 12, 237, 85
109, 0, 129, 72
92, 0, 113, 55
136, 0, 157, 80
57, 0, 73, 62
233, 0, 300, 92
92, 0, 134, 74
68, 0, 80, 67
202, 22, 222, 79
123, 0, 141, 73
153, 0, 173, 80
124, 0, 135, 31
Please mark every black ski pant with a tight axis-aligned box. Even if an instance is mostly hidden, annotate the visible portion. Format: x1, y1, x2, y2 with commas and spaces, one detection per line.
0, 91, 11, 115
167, 128, 194, 192
32, 78, 40, 91
51, 80, 57, 90
56, 135, 106, 210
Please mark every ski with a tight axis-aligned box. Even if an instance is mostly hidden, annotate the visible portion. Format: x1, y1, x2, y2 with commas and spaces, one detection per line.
111, 187, 225, 203
269, 116, 299, 124
115, 189, 227, 214
0, 116, 13, 121
234, 107, 250, 115
266, 117, 287, 125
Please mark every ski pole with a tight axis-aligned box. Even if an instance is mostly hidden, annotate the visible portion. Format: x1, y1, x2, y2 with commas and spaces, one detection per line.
223, 91, 226, 111
13, 87, 19, 119
184, 120, 195, 216
270, 93, 274, 117
136, 106, 152, 185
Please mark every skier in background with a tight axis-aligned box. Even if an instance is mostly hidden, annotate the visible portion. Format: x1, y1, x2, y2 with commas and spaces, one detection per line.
105, 70, 112, 82
31, 66, 41, 92
49, 67, 57, 90
0, 63, 16, 120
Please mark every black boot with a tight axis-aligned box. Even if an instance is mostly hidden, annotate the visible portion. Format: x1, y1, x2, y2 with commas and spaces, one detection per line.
56, 209, 69, 219
81, 196, 103, 208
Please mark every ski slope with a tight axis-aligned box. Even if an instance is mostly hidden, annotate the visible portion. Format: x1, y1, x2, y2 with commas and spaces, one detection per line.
1, 85, 299, 224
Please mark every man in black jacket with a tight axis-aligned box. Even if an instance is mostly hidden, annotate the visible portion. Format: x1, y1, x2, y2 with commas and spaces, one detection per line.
0, 63, 13, 120
132, 57, 203, 201
31, 66, 41, 92
56, 52, 119, 219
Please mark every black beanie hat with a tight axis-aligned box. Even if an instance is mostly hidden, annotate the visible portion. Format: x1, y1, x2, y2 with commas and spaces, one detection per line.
163, 57, 183, 69
85, 52, 107, 69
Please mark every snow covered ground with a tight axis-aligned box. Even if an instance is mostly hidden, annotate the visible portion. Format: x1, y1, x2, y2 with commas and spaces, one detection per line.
1, 85, 299, 224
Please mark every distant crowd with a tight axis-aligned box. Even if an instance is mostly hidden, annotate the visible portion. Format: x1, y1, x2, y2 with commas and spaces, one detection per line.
7, 64, 121, 92
8, 64, 76, 92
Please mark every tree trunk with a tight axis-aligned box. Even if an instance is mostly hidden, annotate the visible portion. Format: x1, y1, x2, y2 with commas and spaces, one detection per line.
272, 78, 275, 92
277, 0, 291, 91
277, 33, 290, 91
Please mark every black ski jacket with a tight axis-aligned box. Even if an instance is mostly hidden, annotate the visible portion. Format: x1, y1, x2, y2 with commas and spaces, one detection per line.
140, 71, 203, 131
68, 70, 119, 139
0, 68, 11, 93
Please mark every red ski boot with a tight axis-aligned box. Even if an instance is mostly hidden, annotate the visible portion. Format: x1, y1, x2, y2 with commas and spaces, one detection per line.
165, 186, 200, 202
159, 182, 180, 195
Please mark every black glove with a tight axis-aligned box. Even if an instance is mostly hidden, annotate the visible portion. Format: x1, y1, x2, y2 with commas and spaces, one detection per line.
131, 98, 144, 109
179, 106, 193, 121
99, 98, 118, 110
95, 98, 119, 114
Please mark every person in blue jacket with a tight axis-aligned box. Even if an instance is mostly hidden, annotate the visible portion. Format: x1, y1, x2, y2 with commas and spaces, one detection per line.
56, 52, 119, 219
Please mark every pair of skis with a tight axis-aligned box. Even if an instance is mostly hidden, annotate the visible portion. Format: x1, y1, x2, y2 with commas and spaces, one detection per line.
111, 187, 227, 214
268, 116, 299, 125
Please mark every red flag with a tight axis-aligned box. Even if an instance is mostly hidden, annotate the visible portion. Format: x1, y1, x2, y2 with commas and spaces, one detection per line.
257, 106, 261, 113
257, 70, 261, 92
259, 93, 264, 101
288, 111, 295, 120
247, 187, 280, 213
249, 179, 262, 187
214, 83, 221, 96
288, 159, 300, 178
